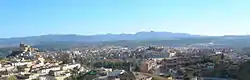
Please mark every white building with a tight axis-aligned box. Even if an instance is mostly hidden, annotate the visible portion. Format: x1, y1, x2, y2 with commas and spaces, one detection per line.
39, 66, 61, 75
107, 70, 125, 77
169, 52, 176, 58
38, 76, 56, 80
0, 66, 15, 71
93, 76, 108, 80
93, 76, 120, 80
12, 62, 32, 66
50, 70, 65, 77
62, 64, 81, 70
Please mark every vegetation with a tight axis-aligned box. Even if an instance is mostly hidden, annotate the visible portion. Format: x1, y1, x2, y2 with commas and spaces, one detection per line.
152, 77, 160, 80
180, 54, 250, 80
134, 65, 140, 72
17, 66, 26, 72
7, 75, 17, 80
0, 47, 17, 57
237, 61, 250, 80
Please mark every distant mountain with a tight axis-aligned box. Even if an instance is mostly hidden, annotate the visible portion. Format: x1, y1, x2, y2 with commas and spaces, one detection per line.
0, 31, 202, 47
0, 32, 250, 57
0, 31, 249, 49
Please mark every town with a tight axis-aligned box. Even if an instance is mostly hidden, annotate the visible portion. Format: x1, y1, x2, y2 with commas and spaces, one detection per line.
0, 42, 249, 80
2, 0, 250, 80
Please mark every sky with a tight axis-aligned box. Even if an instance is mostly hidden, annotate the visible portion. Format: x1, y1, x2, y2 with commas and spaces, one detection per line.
0, 0, 250, 38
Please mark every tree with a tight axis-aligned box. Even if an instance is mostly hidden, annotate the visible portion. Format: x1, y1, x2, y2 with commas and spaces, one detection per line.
184, 72, 194, 80
64, 77, 73, 80
151, 77, 160, 80
49, 70, 55, 76
237, 61, 250, 80
8, 75, 17, 80
17, 66, 26, 72
134, 65, 140, 72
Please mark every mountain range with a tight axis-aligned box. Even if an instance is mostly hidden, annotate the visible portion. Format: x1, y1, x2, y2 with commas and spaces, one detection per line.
1, 31, 250, 56
0, 31, 249, 48
0, 31, 201, 47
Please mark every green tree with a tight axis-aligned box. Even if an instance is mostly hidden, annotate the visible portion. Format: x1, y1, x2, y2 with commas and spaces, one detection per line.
8, 75, 17, 80
184, 72, 194, 80
151, 77, 160, 80
69, 67, 79, 80
134, 65, 140, 72
237, 61, 250, 80
17, 66, 26, 72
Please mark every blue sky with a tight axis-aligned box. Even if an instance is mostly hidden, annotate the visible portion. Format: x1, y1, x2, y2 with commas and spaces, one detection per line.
0, 0, 250, 38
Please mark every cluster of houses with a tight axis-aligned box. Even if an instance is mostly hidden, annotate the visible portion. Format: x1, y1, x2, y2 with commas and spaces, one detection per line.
92, 67, 152, 80
0, 43, 86, 80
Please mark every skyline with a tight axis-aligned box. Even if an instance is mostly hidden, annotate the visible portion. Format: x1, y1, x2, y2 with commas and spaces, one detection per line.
1, 30, 249, 39
1, 0, 250, 38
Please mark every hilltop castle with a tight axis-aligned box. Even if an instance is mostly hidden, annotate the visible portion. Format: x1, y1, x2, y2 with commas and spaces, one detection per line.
19, 42, 38, 53
7, 43, 39, 60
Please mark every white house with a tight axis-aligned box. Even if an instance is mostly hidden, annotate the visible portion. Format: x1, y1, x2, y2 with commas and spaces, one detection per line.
107, 70, 125, 77
62, 64, 81, 70
39, 66, 61, 75
12, 62, 32, 66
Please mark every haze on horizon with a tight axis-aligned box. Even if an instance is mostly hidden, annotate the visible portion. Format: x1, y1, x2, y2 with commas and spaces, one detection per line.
0, 0, 250, 38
